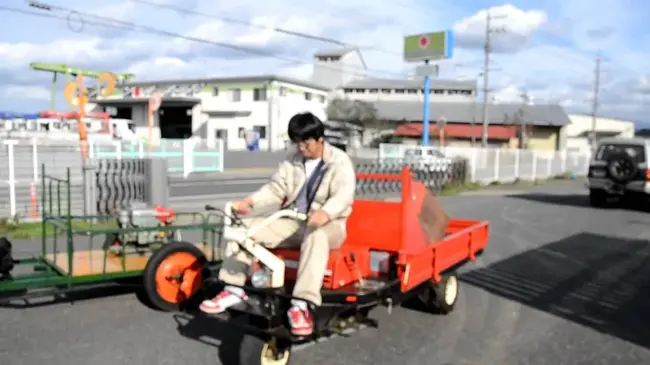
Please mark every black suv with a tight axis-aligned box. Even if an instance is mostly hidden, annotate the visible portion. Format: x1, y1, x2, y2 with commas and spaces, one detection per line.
587, 138, 650, 207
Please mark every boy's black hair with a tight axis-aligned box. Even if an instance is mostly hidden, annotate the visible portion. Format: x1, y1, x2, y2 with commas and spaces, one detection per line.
287, 112, 325, 143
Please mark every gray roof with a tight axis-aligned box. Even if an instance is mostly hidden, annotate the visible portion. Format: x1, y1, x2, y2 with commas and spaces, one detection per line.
118, 75, 330, 92
373, 101, 571, 126
313, 47, 358, 57
342, 78, 477, 91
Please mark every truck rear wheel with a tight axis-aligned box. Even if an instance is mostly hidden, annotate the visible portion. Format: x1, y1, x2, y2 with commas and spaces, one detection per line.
419, 272, 459, 314
142, 241, 206, 312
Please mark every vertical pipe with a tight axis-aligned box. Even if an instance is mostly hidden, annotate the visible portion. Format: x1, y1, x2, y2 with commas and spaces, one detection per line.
422, 60, 431, 146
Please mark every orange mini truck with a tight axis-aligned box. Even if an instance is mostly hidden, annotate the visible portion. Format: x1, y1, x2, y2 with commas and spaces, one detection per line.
143, 167, 489, 365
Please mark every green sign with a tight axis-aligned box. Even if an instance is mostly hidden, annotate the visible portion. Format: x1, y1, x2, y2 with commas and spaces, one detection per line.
403, 30, 454, 62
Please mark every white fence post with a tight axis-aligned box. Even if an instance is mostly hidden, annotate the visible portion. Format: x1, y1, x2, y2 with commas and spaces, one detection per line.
470, 148, 478, 182
514, 148, 520, 179
4, 140, 17, 219
493, 149, 500, 182
218, 138, 225, 172
183, 139, 193, 178
114, 141, 123, 160
546, 155, 552, 177
531, 150, 537, 181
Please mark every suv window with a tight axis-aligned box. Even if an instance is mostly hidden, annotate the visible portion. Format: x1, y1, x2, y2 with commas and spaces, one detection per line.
595, 143, 646, 163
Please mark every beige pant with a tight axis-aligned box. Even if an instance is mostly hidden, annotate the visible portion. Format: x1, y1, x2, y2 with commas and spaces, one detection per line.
218, 217, 346, 305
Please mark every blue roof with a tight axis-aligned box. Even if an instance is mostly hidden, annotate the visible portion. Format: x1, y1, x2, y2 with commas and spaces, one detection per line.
0, 112, 41, 119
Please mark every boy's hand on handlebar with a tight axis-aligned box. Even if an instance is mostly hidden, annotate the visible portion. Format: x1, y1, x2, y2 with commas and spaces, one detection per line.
231, 199, 252, 215
307, 210, 329, 227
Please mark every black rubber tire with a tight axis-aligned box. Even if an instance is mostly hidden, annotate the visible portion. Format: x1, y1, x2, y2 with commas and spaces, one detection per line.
606, 152, 638, 184
238, 334, 292, 365
589, 189, 608, 207
419, 272, 459, 315
142, 241, 206, 312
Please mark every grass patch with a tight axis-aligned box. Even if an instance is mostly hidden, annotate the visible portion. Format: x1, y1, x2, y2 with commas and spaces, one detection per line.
0, 219, 117, 239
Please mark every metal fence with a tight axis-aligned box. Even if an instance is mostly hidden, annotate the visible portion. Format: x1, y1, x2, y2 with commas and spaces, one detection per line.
0, 139, 223, 219
379, 143, 591, 184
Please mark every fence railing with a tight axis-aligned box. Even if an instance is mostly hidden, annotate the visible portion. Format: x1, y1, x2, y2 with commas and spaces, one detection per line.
379, 143, 591, 184
0, 138, 224, 219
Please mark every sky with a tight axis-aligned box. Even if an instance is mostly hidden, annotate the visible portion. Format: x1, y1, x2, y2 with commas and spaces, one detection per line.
1, 0, 649, 126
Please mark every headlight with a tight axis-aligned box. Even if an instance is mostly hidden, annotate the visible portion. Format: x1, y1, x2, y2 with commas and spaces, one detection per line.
251, 268, 271, 288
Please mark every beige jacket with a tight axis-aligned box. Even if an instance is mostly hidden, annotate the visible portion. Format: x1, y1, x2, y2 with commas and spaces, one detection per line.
250, 142, 356, 221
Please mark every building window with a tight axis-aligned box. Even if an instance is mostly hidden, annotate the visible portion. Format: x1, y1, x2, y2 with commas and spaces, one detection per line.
317, 95, 326, 103
305, 92, 312, 101
354, 88, 366, 93
448, 90, 459, 95
381, 89, 391, 94
279, 87, 287, 96
230, 89, 241, 102
254, 126, 267, 139
369, 89, 379, 94
343, 88, 353, 94
407, 89, 418, 94
460, 90, 472, 95
211, 87, 219, 96
433, 89, 443, 94
253, 87, 267, 101
395, 89, 405, 94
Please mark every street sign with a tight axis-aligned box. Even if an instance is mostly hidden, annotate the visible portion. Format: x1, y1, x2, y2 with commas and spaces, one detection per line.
415, 64, 439, 77
403, 30, 454, 62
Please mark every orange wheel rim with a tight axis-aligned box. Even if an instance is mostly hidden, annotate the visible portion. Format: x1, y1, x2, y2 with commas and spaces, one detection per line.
155, 252, 203, 304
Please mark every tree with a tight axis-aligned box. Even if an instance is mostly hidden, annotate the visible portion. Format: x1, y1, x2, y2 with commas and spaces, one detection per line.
326, 98, 392, 141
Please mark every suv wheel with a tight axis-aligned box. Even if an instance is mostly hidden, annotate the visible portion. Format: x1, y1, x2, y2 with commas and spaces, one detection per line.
589, 189, 608, 207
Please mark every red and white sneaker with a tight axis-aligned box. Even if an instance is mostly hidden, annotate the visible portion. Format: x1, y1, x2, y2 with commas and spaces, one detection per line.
288, 301, 313, 337
199, 286, 247, 314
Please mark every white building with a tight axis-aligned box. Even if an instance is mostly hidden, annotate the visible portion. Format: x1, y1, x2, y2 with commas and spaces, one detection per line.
91, 75, 329, 151
89, 47, 478, 151
334, 78, 477, 103
565, 114, 636, 153
312, 47, 367, 90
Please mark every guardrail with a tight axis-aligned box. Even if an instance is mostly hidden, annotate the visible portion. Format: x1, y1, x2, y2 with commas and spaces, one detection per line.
379, 143, 591, 184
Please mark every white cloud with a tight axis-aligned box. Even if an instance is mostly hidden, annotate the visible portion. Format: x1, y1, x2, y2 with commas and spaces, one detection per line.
453, 4, 548, 52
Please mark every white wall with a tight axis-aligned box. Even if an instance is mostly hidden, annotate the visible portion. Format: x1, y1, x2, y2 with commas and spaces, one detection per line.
565, 114, 636, 154
195, 81, 328, 151
567, 114, 635, 138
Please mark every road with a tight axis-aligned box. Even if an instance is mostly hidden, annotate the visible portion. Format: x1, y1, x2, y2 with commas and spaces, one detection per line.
3, 181, 650, 365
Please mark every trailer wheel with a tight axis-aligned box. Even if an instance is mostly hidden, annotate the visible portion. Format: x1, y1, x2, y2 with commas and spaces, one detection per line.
142, 241, 206, 312
238, 334, 292, 365
420, 272, 459, 315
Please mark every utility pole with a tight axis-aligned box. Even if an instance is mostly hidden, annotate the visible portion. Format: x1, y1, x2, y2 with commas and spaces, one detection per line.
519, 91, 530, 149
590, 55, 602, 149
480, 8, 507, 147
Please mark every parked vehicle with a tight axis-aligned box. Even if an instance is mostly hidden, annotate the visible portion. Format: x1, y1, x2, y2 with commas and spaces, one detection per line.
587, 137, 650, 207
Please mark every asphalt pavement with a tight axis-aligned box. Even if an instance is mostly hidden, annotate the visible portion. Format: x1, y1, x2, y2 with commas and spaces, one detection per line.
3, 180, 650, 365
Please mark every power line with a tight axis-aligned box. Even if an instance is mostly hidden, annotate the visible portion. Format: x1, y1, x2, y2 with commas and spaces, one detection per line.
21, 1, 403, 80
130, 0, 401, 57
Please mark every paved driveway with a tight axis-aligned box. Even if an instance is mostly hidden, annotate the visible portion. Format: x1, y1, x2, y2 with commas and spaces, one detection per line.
2, 181, 650, 365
